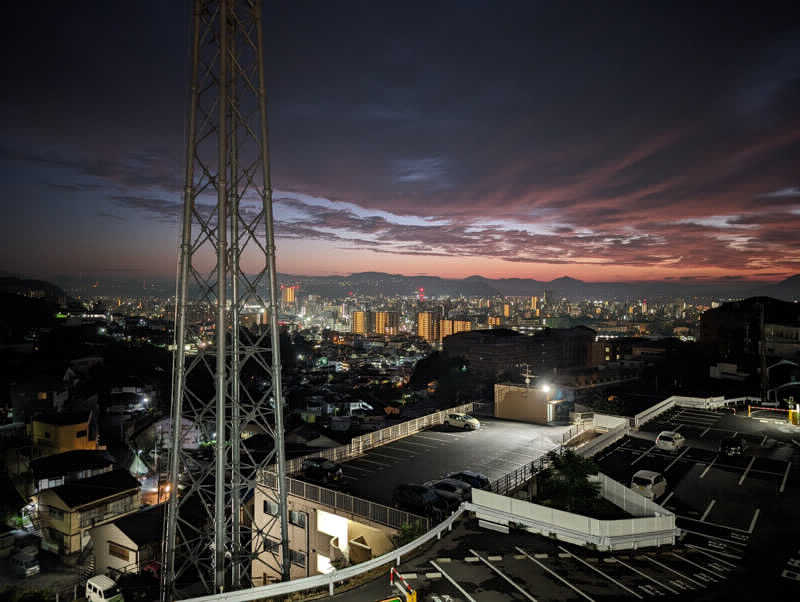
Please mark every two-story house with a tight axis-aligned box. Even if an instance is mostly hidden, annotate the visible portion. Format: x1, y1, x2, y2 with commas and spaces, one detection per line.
90, 504, 164, 575
30, 411, 98, 456
37, 469, 140, 561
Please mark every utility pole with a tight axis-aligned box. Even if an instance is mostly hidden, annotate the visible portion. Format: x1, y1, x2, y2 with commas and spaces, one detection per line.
161, 1, 289, 599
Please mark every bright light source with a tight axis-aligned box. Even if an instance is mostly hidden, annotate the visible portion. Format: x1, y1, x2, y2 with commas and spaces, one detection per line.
541, 384, 551, 393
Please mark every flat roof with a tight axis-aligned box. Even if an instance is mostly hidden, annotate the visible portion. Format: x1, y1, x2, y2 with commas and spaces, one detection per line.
293, 417, 571, 507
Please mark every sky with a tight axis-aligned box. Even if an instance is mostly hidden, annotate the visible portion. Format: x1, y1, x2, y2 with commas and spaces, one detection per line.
1, 1, 799, 283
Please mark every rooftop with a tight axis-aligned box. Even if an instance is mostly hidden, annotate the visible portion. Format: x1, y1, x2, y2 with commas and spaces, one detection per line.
33, 411, 90, 426
111, 504, 165, 546
30, 450, 115, 479
48, 468, 140, 508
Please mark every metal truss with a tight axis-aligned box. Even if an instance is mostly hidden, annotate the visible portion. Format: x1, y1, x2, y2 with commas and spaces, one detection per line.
161, 1, 289, 599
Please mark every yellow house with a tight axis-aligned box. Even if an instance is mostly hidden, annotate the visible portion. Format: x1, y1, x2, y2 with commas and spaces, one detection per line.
37, 469, 141, 560
31, 411, 97, 455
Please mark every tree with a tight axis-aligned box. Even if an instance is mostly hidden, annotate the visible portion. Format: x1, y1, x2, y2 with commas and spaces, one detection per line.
538, 450, 601, 514
391, 521, 428, 547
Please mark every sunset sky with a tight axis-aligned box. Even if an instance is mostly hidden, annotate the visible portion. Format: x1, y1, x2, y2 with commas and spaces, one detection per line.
2, 2, 799, 282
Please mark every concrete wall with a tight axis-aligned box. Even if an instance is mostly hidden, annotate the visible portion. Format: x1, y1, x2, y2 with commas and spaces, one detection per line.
91, 523, 139, 575
494, 384, 550, 424
472, 485, 676, 551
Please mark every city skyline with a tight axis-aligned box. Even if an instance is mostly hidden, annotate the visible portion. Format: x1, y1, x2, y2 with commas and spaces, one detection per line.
2, 2, 799, 282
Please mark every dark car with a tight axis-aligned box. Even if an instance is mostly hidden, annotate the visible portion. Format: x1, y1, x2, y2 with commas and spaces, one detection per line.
301, 457, 343, 484
444, 470, 491, 490
719, 437, 747, 457
425, 478, 471, 503
392, 484, 449, 519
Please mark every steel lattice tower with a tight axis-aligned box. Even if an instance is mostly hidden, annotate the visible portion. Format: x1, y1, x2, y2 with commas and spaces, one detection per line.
161, 1, 289, 598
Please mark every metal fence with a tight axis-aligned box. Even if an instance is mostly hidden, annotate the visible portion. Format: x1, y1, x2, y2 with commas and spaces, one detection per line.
283, 403, 475, 474
262, 472, 429, 532
488, 451, 560, 496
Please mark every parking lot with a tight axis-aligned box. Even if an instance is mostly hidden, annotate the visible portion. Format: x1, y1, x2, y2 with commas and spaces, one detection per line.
336, 518, 741, 601
594, 405, 800, 599
294, 418, 571, 507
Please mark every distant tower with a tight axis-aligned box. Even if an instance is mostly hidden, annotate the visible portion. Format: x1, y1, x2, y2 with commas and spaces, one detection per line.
162, 1, 290, 599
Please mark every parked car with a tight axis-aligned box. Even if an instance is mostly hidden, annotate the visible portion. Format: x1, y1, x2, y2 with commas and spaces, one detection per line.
86, 575, 124, 602
444, 470, 491, 490
391, 484, 449, 519
655, 431, 686, 452
302, 457, 344, 484
425, 478, 471, 502
9, 547, 39, 578
631, 470, 667, 500
719, 436, 747, 457
444, 413, 480, 430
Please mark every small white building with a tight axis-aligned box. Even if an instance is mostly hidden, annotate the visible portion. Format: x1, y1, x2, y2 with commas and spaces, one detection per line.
90, 504, 164, 575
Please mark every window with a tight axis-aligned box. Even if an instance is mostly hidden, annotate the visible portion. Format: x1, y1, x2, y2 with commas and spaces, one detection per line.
76, 430, 87, 438
289, 511, 306, 529
263, 537, 280, 553
290, 549, 306, 567
38, 392, 48, 400
263, 500, 278, 516
47, 506, 65, 520
44, 432, 51, 439
108, 542, 130, 561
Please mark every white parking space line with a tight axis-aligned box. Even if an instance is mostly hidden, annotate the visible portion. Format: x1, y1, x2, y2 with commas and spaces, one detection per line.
686, 545, 738, 566
780, 462, 792, 493
391, 440, 437, 449
557, 546, 642, 600
678, 528, 747, 547
342, 464, 372, 473
413, 433, 452, 443
613, 558, 678, 595
748, 508, 760, 533
472, 549, 539, 602
645, 557, 704, 588
700, 427, 711, 437
700, 455, 718, 479
700, 499, 716, 522
792, 439, 800, 448
665, 447, 690, 472
631, 444, 656, 466
662, 491, 675, 506
738, 457, 756, 485
731, 431, 739, 439
514, 547, 591, 602
671, 552, 724, 579
761, 435, 768, 446
677, 515, 750, 534
367, 451, 409, 461
429, 561, 476, 602
340, 475, 357, 480
350, 457, 390, 467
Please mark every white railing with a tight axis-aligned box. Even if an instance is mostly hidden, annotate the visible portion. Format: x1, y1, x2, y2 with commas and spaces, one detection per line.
284, 403, 475, 474
633, 397, 677, 428
575, 420, 629, 459
591, 473, 670, 518
185, 505, 469, 602
634, 394, 755, 428
471, 483, 676, 552
263, 473, 429, 532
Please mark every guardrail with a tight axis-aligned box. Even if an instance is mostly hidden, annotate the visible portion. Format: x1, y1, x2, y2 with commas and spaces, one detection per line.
633, 395, 739, 428
575, 421, 629, 458
284, 403, 475, 474
263, 472, 429, 532
472, 484, 676, 552
488, 453, 556, 496
185, 505, 469, 602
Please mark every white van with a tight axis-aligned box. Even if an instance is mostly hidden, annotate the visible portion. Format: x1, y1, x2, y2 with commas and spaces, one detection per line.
655, 431, 686, 452
631, 470, 667, 500
10, 547, 40, 578
86, 575, 124, 602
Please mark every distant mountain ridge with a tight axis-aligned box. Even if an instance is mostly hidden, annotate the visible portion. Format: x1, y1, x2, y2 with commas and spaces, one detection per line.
283, 272, 800, 301
41, 272, 800, 301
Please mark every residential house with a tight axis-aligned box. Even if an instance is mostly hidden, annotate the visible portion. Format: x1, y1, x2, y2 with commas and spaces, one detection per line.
31, 411, 98, 456
38, 469, 140, 560
90, 504, 164, 575
29, 450, 115, 495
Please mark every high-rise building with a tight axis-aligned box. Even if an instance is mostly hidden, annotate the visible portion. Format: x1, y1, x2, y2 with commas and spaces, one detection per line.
530, 296, 539, 310
281, 285, 296, 305
488, 316, 502, 328
374, 311, 399, 335
441, 319, 471, 342
417, 311, 440, 343
503, 303, 511, 318
352, 311, 368, 335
